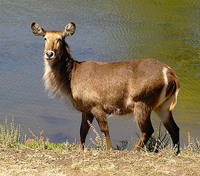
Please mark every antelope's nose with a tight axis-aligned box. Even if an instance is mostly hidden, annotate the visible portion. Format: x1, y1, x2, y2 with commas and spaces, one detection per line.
46, 51, 53, 58
45, 50, 55, 60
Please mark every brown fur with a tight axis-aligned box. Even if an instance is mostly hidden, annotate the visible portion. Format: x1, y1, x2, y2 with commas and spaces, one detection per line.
31, 22, 180, 154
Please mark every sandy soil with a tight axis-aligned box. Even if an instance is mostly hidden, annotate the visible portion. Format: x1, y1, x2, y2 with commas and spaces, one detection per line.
0, 146, 200, 176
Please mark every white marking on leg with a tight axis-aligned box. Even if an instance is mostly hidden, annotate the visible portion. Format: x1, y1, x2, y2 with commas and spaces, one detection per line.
169, 88, 180, 111
157, 67, 168, 107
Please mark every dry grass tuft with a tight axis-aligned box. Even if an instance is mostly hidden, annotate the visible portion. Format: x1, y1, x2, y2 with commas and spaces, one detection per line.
0, 117, 22, 147
186, 132, 200, 153
87, 120, 107, 150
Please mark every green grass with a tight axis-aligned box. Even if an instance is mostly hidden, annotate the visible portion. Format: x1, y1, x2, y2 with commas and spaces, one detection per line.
24, 128, 78, 151
24, 132, 65, 150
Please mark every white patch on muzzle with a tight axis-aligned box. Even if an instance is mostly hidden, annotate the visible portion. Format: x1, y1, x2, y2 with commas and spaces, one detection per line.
44, 50, 56, 60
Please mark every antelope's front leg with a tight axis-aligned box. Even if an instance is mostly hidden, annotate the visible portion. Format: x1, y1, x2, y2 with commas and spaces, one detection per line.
80, 113, 94, 149
91, 107, 112, 150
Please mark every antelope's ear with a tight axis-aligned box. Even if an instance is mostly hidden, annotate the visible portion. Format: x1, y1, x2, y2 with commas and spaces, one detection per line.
31, 22, 46, 36
63, 22, 76, 37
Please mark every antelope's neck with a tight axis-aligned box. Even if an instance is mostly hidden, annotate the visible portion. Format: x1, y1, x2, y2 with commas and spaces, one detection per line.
43, 57, 73, 100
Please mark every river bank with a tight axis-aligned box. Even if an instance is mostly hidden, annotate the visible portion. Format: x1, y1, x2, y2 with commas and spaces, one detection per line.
0, 145, 200, 176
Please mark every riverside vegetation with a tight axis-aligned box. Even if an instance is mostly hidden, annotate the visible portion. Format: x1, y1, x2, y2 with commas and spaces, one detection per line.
0, 117, 200, 176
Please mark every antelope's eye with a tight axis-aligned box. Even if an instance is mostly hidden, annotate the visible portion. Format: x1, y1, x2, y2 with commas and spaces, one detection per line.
57, 38, 62, 43
44, 37, 47, 41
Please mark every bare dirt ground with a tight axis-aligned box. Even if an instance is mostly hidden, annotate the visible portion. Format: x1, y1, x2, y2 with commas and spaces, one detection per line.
0, 146, 200, 176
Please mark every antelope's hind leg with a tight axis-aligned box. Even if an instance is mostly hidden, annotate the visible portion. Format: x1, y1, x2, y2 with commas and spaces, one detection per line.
133, 103, 154, 151
155, 107, 180, 154
80, 113, 94, 149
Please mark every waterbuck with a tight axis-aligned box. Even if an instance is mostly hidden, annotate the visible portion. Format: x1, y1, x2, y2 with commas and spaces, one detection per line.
31, 22, 180, 154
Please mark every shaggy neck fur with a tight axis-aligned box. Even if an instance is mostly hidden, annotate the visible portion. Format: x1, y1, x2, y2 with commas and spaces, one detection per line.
43, 41, 74, 101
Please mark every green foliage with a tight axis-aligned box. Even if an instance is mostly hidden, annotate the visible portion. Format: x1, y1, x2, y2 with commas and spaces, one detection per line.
25, 128, 48, 149
24, 137, 66, 150
0, 117, 22, 147
25, 129, 57, 150
24, 128, 78, 151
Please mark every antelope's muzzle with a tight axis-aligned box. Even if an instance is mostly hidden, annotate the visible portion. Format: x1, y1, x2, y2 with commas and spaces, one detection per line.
45, 50, 56, 60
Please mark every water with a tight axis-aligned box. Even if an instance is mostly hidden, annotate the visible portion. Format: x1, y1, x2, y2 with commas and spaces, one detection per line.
0, 0, 199, 148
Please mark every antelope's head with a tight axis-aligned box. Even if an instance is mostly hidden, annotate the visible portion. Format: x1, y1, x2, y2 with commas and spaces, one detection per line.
31, 22, 76, 64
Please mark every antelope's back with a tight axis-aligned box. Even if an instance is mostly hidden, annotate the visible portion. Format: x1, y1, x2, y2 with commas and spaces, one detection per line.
70, 59, 178, 113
